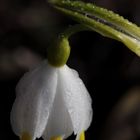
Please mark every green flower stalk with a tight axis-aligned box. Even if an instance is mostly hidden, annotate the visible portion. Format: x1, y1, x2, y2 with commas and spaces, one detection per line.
47, 25, 88, 67
48, 0, 140, 56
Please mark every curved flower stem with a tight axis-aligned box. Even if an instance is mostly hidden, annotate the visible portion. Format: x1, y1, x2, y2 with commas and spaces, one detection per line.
47, 24, 89, 67
61, 24, 89, 39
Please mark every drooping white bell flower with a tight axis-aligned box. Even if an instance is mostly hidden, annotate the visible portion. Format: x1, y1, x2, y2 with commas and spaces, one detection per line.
10, 60, 93, 140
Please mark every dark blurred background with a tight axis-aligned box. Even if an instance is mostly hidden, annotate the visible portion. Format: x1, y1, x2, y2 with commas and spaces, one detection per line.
1, 0, 140, 140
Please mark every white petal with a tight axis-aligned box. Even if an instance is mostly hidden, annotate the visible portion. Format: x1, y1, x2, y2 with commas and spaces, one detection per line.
10, 60, 58, 139
43, 81, 73, 140
58, 65, 93, 134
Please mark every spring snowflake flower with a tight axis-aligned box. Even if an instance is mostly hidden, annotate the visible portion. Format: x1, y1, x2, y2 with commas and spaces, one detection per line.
10, 60, 93, 140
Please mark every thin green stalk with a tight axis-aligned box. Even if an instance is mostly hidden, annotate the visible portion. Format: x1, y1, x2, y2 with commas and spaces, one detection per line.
61, 24, 89, 39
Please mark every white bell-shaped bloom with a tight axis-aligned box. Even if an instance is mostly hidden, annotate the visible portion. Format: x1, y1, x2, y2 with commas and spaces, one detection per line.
10, 60, 93, 140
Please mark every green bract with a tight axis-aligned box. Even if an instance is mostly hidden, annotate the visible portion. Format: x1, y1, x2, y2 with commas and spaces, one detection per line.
49, 0, 140, 56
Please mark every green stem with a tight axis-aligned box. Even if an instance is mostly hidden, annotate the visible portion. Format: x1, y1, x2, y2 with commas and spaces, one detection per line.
48, 24, 89, 67
61, 24, 89, 39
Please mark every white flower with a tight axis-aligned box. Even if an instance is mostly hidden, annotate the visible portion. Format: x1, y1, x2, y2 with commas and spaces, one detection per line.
10, 60, 93, 140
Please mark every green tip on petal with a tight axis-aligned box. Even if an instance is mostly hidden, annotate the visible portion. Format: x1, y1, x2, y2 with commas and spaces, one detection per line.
21, 132, 32, 140
80, 131, 85, 140
50, 136, 63, 140
47, 36, 70, 67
